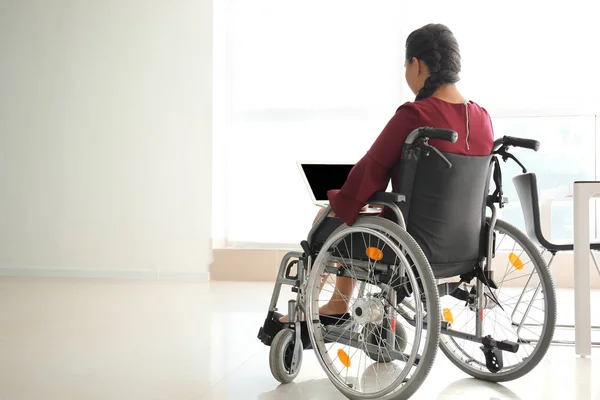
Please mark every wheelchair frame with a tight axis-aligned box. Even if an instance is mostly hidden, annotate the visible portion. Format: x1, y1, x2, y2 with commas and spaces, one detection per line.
258, 128, 551, 395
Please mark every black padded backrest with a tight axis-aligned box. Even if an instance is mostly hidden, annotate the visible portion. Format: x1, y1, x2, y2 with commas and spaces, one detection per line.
512, 173, 543, 245
394, 152, 493, 278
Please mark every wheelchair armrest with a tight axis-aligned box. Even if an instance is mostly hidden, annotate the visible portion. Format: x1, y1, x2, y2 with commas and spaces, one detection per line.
367, 192, 406, 205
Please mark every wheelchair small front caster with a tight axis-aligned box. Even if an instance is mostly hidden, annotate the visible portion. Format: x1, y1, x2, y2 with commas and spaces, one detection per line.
269, 328, 303, 383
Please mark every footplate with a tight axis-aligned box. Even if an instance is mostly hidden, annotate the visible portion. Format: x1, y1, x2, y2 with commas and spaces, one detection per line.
258, 311, 284, 346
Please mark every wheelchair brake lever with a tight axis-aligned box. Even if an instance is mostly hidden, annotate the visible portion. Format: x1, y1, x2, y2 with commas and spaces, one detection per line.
423, 143, 453, 168
502, 152, 528, 173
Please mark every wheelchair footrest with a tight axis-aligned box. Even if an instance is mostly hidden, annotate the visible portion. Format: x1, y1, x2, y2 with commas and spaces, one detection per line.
257, 312, 284, 346
257, 312, 351, 349
298, 314, 352, 350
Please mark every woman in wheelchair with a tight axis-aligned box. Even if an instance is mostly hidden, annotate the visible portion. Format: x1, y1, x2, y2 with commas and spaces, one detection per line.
259, 23, 556, 400
280, 23, 494, 323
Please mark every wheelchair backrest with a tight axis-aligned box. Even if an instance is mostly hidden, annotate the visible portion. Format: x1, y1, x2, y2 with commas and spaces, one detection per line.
393, 151, 493, 278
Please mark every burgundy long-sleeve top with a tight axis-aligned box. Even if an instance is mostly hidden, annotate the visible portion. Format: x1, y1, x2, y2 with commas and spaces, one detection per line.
328, 97, 495, 225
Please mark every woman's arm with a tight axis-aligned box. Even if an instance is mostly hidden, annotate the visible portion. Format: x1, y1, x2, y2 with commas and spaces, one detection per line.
327, 103, 420, 225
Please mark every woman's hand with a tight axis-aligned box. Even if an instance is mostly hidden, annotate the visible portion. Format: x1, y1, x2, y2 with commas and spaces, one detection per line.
360, 204, 382, 213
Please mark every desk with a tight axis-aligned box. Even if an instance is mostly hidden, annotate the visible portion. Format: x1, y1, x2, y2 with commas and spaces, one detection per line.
573, 181, 600, 357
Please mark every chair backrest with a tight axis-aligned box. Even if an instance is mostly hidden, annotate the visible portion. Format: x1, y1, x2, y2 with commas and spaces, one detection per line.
512, 173, 544, 246
393, 151, 493, 278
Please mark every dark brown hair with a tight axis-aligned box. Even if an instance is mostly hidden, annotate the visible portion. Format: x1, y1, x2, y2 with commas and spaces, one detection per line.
405, 24, 461, 100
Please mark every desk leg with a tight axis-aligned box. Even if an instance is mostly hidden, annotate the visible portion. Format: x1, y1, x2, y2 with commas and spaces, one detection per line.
573, 186, 592, 357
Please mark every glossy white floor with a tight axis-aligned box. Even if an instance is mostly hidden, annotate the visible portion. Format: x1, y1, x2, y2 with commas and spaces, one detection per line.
0, 278, 598, 400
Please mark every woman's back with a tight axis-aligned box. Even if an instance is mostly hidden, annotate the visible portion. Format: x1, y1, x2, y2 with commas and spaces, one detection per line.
327, 23, 495, 226
407, 97, 493, 157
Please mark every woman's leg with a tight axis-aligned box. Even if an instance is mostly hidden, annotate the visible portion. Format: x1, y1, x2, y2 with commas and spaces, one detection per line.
317, 275, 355, 315
279, 208, 356, 323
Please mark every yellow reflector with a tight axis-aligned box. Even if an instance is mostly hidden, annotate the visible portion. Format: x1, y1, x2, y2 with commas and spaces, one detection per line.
366, 247, 383, 261
443, 308, 454, 324
509, 252, 524, 270
338, 349, 351, 368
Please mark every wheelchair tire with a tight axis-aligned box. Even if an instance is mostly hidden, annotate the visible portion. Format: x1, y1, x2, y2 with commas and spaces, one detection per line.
438, 218, 556, 382
269, 328, 303, 384
306, 216, 440, 400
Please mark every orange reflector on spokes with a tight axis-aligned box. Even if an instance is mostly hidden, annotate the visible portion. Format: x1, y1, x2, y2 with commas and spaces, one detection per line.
338, 349, 351, 368
443, 308, 454, 324
366, 247, 383, 261
509, 252, 524, 270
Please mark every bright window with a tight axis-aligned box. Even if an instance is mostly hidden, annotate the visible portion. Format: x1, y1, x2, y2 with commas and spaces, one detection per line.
214, 1, 600, 247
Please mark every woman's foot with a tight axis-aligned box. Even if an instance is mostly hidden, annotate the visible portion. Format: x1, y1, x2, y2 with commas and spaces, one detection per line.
278, 301, 349, 323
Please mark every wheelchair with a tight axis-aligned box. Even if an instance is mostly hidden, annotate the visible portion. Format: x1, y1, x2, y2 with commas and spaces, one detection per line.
257, 127, 557, 400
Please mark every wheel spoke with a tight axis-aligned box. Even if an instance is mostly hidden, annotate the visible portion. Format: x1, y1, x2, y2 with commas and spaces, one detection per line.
439, 219, 555, 381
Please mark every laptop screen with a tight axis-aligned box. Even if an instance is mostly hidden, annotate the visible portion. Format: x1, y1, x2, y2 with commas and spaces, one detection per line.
300, 163, 355, 201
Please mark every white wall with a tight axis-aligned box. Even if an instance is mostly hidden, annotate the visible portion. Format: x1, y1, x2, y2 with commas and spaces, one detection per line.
0, 0, 212, 279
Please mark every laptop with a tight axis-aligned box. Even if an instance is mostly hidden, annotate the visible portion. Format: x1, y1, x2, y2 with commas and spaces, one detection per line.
297, 161, 355, 207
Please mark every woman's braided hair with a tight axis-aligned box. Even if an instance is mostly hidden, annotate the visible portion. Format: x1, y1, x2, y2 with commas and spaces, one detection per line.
405, 24, 461, 101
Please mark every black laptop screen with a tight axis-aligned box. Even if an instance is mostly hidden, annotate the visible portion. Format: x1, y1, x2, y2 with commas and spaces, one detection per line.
301, 164, 355, 201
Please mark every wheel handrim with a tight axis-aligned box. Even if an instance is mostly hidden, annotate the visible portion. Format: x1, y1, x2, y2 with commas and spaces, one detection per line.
306, 224, 435, 398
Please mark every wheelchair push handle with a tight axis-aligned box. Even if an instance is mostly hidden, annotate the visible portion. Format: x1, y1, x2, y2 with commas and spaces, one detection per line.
493, 136, 540, 152
505, 136, 540, 151
403, 127, 457, 169
420, 127, 459, 143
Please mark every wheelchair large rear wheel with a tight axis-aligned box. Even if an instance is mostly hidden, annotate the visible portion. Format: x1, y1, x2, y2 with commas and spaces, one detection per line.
306, 216, 440, 400
438, 218, 556, 382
